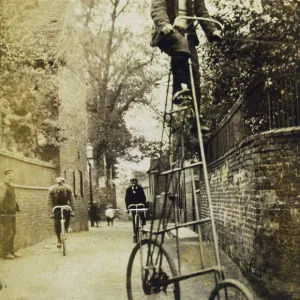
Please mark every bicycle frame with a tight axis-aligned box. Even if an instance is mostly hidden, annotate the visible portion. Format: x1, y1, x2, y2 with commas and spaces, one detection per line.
126, 16, 254, 300
128, 203, 148, 242
52, 205, 72, 256
171, 16, 224, 31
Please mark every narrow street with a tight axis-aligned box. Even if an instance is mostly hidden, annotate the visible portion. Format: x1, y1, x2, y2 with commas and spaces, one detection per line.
0, 221, 135, 300
1, 219, 260, 300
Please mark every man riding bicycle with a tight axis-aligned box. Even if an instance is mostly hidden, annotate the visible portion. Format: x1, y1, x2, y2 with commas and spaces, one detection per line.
151, 0, 222, 132
47, 177, 75, 248
125, 178, 147, 241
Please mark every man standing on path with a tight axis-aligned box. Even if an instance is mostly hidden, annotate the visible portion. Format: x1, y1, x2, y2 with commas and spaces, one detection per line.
125, 178, 147, 241
0, 169, 21, 259
47, 177, 75, 248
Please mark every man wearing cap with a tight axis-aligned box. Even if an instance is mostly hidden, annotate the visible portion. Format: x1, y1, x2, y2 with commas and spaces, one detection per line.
0, 169, 21, 259
125, 178, 147, 240
47, 177, 75, 248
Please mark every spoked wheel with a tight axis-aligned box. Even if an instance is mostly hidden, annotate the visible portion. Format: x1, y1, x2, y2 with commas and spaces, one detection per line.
127, 239, 180, 300
209, 279, 254, 300
135, 214, 140, 243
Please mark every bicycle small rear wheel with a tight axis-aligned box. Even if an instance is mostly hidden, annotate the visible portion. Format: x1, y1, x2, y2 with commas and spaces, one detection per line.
209, 279, 254, 300
127, 239, 180, 300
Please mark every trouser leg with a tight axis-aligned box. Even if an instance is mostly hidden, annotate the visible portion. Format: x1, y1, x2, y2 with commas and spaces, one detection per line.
54, 218, 61, 242
9, 218, 16, 254
171, 55, 190, 96
158, 30, 191, 97
2, 217, 16, 255
64, 211, 71, 232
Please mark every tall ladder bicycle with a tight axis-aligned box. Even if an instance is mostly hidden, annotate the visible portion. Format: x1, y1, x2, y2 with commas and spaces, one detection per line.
126, 16, 254, 300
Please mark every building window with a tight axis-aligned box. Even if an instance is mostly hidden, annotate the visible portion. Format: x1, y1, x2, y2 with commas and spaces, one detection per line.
79, 170, 84, 197
64, 170, 67, 179
73, 171, 77, 197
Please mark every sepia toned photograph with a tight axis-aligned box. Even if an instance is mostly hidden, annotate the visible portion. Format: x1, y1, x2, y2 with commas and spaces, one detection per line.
0, 0, 299, 299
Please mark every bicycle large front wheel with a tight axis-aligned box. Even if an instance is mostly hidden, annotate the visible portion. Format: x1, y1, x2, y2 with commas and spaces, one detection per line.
209, 279, 254, 300
127, 239, 180, 300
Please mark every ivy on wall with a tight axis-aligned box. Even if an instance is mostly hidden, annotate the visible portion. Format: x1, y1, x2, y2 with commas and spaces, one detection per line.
0, 12, 65, 162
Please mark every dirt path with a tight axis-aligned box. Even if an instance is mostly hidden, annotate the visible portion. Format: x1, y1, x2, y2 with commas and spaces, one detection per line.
0, 221, 259, 300
0, 222, 134, 300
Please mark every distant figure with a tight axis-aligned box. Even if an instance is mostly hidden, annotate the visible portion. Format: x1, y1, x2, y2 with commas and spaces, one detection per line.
105, 205, 119, 226
125, 178, 147, 239
90, 204, 101, 227
47, 177, 75, 248
0, 169, 21, 259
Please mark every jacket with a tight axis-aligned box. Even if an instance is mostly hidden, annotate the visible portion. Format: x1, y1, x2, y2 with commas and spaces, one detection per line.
0, 182, 20, 214
125, 185, 147, 209
47, 184, 75, 213
151, 0, 217, 46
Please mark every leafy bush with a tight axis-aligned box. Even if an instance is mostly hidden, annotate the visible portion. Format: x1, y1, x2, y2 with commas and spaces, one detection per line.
0, 13, 65, 161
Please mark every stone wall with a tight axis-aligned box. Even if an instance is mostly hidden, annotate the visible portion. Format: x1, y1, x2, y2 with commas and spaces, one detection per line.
0, 150, 57, 256
196, 128, 300, 299
149, 127, 300, 299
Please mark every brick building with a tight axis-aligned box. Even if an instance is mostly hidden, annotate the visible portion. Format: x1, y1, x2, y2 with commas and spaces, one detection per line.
0, 0, 90, 255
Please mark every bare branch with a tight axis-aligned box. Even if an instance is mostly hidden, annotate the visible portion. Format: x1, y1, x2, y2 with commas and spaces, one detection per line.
116, 0, 130, 18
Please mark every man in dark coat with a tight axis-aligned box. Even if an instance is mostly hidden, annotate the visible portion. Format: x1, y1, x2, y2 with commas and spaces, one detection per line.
0, 169, 21, 259
47, 177, 75, 248
125, 178, 147, 240
151, 0, 222, 106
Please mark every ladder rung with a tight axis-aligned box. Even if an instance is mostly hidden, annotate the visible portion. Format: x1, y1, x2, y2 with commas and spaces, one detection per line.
160, 161, 203, 175
167, 267, 221, 284
166, 106, 191, 114
195, 189, 200, 194
165, 218, 211, 232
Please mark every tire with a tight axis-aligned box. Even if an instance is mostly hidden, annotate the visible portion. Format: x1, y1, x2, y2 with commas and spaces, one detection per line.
135, 214, 140, 243
127, 239, 180, 300
209, 279, 254, 300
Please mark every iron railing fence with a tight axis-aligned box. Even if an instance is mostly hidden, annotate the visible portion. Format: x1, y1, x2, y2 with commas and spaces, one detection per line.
207, 70, 300, 163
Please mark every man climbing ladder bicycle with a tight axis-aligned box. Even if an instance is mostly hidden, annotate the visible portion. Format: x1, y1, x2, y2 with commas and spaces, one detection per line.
151, 0, 222, 129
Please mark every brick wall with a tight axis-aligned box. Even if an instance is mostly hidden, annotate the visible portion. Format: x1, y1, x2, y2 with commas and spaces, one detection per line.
2, 0, 90, 233
56, 3, 89, 232
58, 66, 89, 231
197, 128, 300, 300
0, 150, 57, 256
150, 127, 300, 299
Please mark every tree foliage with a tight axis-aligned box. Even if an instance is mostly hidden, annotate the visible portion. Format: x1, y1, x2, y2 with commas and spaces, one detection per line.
0, 9, 65, 161
77, 0, 167, 174
200, 0, 300, 131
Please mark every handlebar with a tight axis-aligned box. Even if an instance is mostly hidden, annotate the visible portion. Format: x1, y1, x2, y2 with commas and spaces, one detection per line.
128, 204, 148, 212
172, 16, 224, 31
52, 205, 73, 213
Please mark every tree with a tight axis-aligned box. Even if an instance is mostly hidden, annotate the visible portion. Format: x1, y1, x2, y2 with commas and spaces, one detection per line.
199, 0, 300, 131
76, 0, 167, 180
